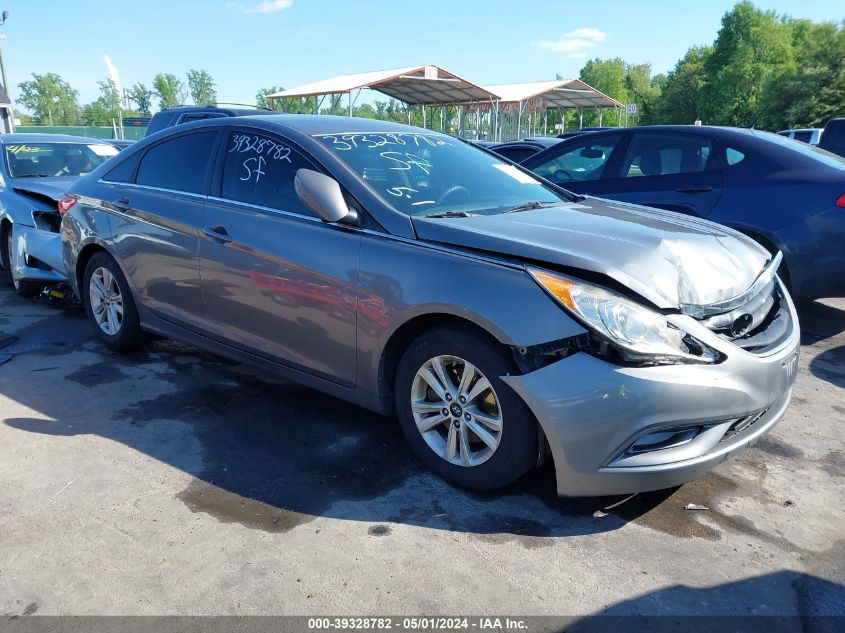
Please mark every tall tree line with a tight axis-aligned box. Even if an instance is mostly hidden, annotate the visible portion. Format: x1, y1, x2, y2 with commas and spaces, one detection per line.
16, 69, 218, 125
13, 2, 844, 130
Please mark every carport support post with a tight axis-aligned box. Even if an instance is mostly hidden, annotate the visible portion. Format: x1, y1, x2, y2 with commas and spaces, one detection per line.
598, 108, 602, 126
579, 108, 583, 130
348, 92, 352, 116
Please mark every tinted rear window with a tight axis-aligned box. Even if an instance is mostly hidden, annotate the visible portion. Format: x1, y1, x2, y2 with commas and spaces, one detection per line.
136, 132, 217, 194
755, 130, 845, 169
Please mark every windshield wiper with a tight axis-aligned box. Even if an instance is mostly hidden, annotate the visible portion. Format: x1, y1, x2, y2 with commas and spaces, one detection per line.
423, 210, 475, 219
15, 173, 52, 178
501, 201, 562, 214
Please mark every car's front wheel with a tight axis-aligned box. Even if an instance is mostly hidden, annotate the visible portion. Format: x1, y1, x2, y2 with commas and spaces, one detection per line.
395, 325, 538, 490
82, 251, 143, 351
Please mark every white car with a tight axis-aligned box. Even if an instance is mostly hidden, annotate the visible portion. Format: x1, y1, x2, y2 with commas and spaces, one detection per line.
0, 134, 119, 295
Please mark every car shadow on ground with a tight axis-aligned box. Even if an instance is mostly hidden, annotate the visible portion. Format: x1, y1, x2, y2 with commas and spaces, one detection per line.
566, 570, 845, 627
0, 288, 840, 541
795, 299, 845, 388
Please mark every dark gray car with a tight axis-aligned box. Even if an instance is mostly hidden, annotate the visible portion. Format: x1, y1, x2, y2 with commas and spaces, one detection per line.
60, 116, 800, 496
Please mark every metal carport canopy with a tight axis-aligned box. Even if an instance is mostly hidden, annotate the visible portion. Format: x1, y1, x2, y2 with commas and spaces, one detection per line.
482, 79, 623, 109
267, 65, 498, 105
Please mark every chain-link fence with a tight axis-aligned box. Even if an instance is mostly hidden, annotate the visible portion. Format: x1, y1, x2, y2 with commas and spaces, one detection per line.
14, 125, 147, 140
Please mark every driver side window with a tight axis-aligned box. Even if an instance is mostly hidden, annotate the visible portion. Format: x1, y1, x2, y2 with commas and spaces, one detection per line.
531, 134, 621, 184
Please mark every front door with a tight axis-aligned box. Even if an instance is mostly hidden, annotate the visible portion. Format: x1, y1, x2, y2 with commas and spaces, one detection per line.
199, 128, 359, 385
600, 131, 723, 218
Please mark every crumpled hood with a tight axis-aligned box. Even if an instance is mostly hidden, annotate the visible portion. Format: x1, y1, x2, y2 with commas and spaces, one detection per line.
11, 176, 76, 203
412, 197, 771, 310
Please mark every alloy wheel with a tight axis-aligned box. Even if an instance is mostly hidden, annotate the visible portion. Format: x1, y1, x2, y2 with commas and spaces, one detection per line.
410, 355, 503, 467
89, 266, 124, 335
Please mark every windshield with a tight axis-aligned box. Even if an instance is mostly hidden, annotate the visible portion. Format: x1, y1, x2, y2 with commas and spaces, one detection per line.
4, 142, 119, 178
314, 132, 571, 216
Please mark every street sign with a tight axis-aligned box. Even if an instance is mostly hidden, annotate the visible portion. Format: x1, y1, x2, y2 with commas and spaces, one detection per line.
625, 103, 637, 114
554, 123, 564, 130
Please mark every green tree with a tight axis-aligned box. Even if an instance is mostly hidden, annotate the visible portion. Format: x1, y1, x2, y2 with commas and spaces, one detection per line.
658, 46, 712, 124
578, 58, 628, 127
186, 69, 217, 106
17, 72, 80, 125
625, 63, 663, 125
128, 83, 153, 116
758, 19, 845, 129
256, 86, 284, 110
699, 1, 794, 125
80, 79, 121, 126
152, 73, 185, 109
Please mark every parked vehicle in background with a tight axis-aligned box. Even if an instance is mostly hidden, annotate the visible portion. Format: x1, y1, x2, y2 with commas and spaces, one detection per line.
556, 127, 613, 139
61, 115, 799, 497
819, 118, 845, 158
0, 134, 119, 296
521, 125, 845, 299
104, 139, 136, 151
145, 104, 279, 137
777, 128, 823, 146
488, 137, 561, 162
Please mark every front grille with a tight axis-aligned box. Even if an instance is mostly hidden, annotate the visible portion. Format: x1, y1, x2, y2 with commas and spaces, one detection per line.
698, 281, 791, 354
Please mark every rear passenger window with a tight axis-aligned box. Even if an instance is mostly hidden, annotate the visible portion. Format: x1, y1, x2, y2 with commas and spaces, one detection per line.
726, 147, 746, 166
220, 131, 314, 216
136, 132, 217, 194
622, 133, 712, 178
793, 131, 812, 143
104, 151, 141, 183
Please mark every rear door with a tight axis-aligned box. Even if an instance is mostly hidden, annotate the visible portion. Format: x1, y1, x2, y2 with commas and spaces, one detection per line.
599, 131, 723, 218
198, 127, 359, 385
106, 130, 219, 328
522, 132, 625, 196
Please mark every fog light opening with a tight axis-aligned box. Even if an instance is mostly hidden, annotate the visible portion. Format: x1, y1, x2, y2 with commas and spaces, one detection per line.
627, 427, 702, 455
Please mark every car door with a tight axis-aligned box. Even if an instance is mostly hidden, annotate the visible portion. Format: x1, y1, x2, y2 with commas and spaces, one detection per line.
522, 132, 625, 195
199, 127, 359, 385
106, 130, 219, 328
599, 131, 723, 218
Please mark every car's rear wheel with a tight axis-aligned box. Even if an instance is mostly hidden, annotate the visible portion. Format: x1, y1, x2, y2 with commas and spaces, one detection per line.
82, 251, 143, 351
395, 325, 537, 490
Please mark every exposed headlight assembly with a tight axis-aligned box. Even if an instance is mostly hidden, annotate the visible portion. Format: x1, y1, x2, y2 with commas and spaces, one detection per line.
529, 268, 719, 365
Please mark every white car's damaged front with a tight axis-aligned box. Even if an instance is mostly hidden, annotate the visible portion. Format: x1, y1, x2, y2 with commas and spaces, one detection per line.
0, 136, 119, 296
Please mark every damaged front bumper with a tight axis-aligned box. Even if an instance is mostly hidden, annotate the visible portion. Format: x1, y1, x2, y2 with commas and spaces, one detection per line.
9, 222, 68, 285
503, 284, 801, 497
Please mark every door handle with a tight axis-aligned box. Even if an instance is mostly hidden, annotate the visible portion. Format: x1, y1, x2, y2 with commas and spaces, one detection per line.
202, 225, 233, 243
676, 186, 713, 193
113, 197, 131, 209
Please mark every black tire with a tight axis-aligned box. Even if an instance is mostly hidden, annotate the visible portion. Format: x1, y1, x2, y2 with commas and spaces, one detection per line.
395, 324, 537, 491
0, 221, 10, 271
82, 251, 143, 351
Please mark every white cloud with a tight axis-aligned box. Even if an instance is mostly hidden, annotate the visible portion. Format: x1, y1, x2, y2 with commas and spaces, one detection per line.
532, 28, 607, 58
227, 0, 293, 14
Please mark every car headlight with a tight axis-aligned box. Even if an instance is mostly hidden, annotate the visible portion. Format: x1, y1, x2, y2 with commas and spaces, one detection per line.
529, 268, 718, 364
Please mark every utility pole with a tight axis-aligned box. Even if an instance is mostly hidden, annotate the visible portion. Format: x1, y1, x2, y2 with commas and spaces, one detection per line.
0, 11, 9, 95
0, 10, 11, 133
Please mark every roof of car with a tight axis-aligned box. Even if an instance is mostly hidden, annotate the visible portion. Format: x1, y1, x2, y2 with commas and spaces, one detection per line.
0, 133, 114, 144
178, 114, 446, 137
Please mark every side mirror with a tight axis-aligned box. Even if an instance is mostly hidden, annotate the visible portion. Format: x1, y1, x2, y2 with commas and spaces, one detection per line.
294, 169, 356, 224
579, 147, 603, 159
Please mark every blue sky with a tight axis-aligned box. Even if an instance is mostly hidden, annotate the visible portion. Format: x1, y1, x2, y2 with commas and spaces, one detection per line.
3, 0, 843, 110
